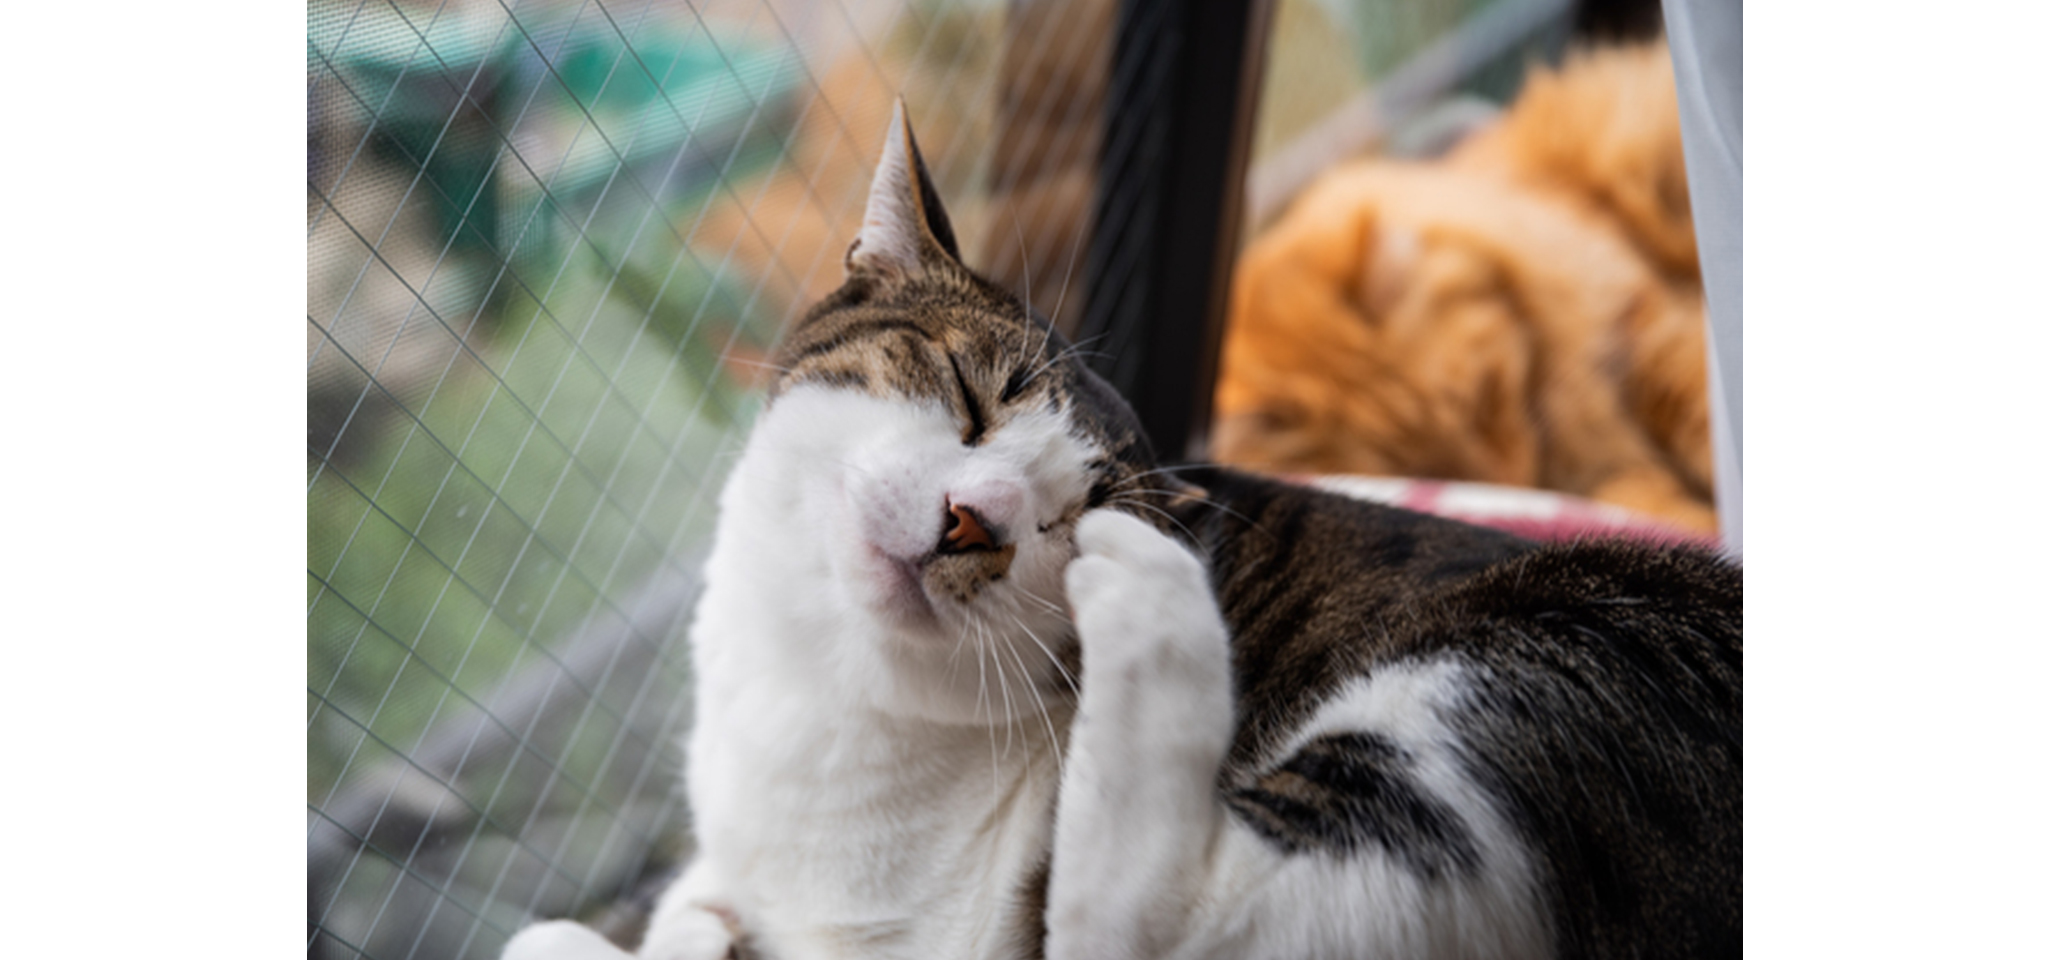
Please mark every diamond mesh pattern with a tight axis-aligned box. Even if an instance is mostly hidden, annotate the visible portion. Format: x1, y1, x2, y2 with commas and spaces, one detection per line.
307, 1, 1111, 956
304, 1, 1547, 955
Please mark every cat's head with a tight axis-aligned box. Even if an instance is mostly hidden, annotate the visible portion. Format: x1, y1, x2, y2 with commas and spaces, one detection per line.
724, 103, 1180, 721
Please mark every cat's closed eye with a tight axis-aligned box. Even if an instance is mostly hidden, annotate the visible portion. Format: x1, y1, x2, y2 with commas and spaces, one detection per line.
999, 366, 1029, 404
948, 355, 987, 445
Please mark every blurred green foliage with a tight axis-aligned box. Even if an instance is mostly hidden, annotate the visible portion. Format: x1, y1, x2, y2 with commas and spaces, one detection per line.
308, 1, 796, 807
307, 243, 763, 803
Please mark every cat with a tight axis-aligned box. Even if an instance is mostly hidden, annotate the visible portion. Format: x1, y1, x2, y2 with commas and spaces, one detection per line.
1214, 42, 1717, 536
502, 104, 1741, 960
1449, 42, 1700, 288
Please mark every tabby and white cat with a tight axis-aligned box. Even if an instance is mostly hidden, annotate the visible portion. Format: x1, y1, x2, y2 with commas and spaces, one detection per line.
502, 106, 1740, 960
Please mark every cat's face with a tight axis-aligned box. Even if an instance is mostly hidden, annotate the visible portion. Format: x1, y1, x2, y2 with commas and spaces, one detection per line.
731, 105, 1169, 720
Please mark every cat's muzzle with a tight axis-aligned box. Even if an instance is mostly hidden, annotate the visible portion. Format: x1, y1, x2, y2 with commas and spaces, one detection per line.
925, 498, 1017, 605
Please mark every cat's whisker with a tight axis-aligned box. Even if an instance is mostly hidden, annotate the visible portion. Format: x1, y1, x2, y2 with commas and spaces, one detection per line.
1106, 464, 1212, 491
724, 357, 797, 375
946, 611, 974, 681
1025, 317, 1058, 390
1021, 333, 1109, 392
1018, 285, 1060, 391
999, 627, 1064, 781
971, 614, 1003, 803
1055, 345, 1111, 364
1054, 333, 1109, 354
1015, 585, 1068, 619
1016, 235, 1081, 384
1010, 612, 1079, 699
1107, 484, 1279, 543
1018, 352, 1061, 393
1011, 211, 1033, 320
1047, 225, 1085, 331
1106, 485, 1248, 525
979, 613, 1017, 761
973, 616, 991, 725
1103, 486, 1193, 499
1042, 341, 1111, 372
1102, 496, 1210, 556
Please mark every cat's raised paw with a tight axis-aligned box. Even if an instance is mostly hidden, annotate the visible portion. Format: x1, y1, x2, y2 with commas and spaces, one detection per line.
1065, 509, 1227, 676
1074, 508, 1193, 566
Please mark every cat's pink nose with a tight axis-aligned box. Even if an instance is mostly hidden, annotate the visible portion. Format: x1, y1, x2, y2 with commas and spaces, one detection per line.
937, 481, 1022, 555
941, 499, 996, 553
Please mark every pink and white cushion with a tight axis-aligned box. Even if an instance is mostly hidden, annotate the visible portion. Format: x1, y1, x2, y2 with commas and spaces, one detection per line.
1305, 476, 1718, 550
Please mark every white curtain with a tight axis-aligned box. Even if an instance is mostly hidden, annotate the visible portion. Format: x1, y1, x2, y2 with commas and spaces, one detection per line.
1662, 0, 1743, 556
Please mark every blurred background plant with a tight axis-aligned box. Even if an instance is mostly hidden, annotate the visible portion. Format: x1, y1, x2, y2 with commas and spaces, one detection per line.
308, 1, 1058, 955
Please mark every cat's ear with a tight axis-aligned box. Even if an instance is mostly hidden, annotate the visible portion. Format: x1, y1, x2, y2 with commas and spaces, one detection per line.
846, 100, 963, 282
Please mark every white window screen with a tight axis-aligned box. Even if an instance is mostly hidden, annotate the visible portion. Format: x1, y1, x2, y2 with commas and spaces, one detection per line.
307, 1, 1112, 956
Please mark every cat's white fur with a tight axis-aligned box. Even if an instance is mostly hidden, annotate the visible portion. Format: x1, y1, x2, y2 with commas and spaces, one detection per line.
1152, 663, 1553, 960
501, 382, 1549, 960
648, 386, 1089, 960
499, 103, 1549, 960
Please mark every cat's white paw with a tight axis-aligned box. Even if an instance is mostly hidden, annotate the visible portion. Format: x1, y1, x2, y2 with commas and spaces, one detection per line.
1049, 509, 1233, 960
636, 904, 739, 960
498, 919, 634, 960
1065, 509, 1226, 674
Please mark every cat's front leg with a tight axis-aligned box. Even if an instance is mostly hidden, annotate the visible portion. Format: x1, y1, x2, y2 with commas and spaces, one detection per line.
500, 920, 637, 960
637, 860, 746, 960
497, 862, 742, 960
1047, 510, 1234, 960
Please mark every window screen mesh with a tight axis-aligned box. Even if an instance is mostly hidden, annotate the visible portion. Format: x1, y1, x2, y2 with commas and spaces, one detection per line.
306, 0, 1583, 955
307, 1, 1109, 957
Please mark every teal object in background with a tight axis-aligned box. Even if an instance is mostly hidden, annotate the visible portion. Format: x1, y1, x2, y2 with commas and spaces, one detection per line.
324, 8, 800, 262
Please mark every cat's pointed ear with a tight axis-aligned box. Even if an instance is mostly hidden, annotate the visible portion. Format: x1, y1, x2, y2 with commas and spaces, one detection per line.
846, 100, 963, 281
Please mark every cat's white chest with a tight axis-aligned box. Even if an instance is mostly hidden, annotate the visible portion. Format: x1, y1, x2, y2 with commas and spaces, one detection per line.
688, 671, 1064, 960
654, 385, 1086, 959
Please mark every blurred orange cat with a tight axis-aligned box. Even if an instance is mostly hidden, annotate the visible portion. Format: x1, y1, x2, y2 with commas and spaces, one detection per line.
1214, 42, 1716, 534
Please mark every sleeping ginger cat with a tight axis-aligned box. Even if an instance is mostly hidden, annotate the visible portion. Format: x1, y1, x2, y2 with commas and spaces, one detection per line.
1214, 42, 1717, 535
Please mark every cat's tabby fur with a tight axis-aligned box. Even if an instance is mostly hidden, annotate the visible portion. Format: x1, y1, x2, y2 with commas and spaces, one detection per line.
502, 104, 1740, 960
